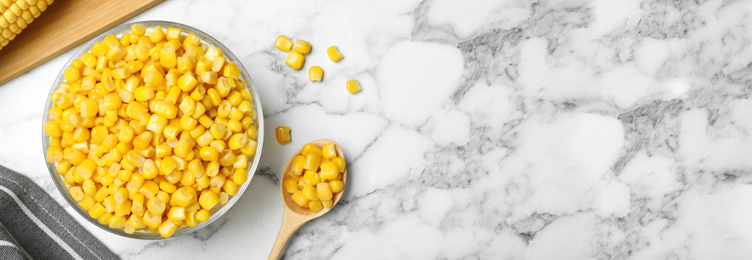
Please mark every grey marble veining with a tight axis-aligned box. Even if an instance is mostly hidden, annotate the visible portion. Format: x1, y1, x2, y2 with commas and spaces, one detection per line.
3, 0, 752, 259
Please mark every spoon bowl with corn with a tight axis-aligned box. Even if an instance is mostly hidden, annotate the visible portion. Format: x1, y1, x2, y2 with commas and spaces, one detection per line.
268, 138, 347, 260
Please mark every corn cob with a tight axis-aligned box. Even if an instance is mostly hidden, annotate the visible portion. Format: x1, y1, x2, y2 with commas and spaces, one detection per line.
0, 0, 53, 51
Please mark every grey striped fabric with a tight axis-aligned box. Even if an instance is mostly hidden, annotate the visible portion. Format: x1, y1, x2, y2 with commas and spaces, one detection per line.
0, 165, 119, 260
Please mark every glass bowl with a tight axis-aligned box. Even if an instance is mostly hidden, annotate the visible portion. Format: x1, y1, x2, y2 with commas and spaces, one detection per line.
41, 21, 264, 239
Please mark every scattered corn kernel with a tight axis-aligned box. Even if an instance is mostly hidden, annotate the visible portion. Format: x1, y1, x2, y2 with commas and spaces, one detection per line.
276, 126, 291, 143
274, 35, 293, 51
327, 46, 343, 62
285, 51, 305, 70
308, 66, 323, 82
346, 79, 361, 94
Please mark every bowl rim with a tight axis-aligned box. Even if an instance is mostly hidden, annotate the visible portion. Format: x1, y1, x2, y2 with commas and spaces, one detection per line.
42, 20, 265, 240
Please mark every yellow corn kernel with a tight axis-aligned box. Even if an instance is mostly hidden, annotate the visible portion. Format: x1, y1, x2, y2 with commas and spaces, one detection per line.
331, 156, 346, 173
158, 182, 176, 194
130, 24, 146, 36
240, 139, 257, 157
64, 67, 80, 83
115, 200, 131, 216
146, 197, 166, 215
207, 123, 226, 140
196, 146, 218, 162
146, 114, 168, 134
275, 126, 291, 143
204, 46, 223, 61
88, 202, 106, 219
179, 115, 198, 132
291, 190, 308, 207
168, 207, 186, 223
153, 100, 178, 119
177, 71, 198, 93
211, 56, 225, 72
284, 178, 297, 194
159, 156, 177, 175
111, 67, 131, 80
199, 190, 219, 210
69, 186, 84, 201
186, 159, 205, 178
125, 102, 148, 120
320, 161, 339, 180
184, 210, 198, 227
158, 220, 177, 238
106, 45, 126, 63
143, 68, 163, 87
223, 63, 241, 80
195, 209, 211, 222
322, 200, 333, 208
132, 193, 145, 212
285, 51, 305, 70
163, 125, 181, 140
201, 71, 218, 85
303, 170, 319, 186
308, 200, 323, 213
172, 187, 196, 208
94, 186, 109, 202
218, 151, 236, 167
46, 145, 63, 162
78, 195, 95, 210
302, 184, 318, 201
292, 39, 311, 54
219, 178, 236, 195
301, 143, 322, 156
232, 168, 248, 185
125, 149, 145, 167
132, 131, 153, 150
303, 153, 322, 171
75, 158, 96, 179
329, 180, 344, 193
79, 99, 98, 117
148, 25, 165, 43
327, 46, 343, 62
285, 155, 304, 176
155, 144, 171, 158
322, 143, 337, 159
274, 35, 293, 51
133, 86, 154, 102
139, 180, 159, 199
195, 57, 212, 75
91, 42, 109, 58
43, 121, 62, 137
317, 182, 333, 201
226, 133, 247, 151
142, 210, 161, 229
346, 79, 361, 94
108, 215, 127, 229
307, 66, 324, 82
82, 179, 96, 197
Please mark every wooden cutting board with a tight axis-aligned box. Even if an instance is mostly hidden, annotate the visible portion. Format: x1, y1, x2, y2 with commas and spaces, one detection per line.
0, 0, 163, 86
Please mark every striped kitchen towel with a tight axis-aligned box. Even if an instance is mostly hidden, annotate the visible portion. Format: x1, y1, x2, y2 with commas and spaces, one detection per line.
0, 165, 118, 260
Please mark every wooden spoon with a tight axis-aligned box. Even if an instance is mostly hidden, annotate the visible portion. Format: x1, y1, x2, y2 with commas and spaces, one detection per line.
268, 139, 347, 260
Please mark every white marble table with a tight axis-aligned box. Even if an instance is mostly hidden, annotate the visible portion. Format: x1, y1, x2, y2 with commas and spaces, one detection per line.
3, 0, 752, 259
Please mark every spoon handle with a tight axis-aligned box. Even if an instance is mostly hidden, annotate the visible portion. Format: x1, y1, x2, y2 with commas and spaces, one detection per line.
268, 210, 308, 260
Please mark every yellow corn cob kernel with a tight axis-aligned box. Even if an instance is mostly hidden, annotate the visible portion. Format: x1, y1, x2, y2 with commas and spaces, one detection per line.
283, 37, 308, 54
158, 220, 177, 238
134, 43, 149, 61
125, 101, 148, 120
302, 184, 318, 201
133, 86, 154, 102
240, 139, 257, 157
75, 158, 96, 179
275, 126, 291, 143
317, 182, 333, 201
331, 156, 346, 173
163, 125, 181, 140
132, 131, 152, 150
145, 115, 167, 135
132, 193, 144, 212
195, 209, 211, 222
287, 155, 305, 176
94, 186, 109, 202
78, 195, 95, 210
308, 66, 323, 82
142, 210, 162, 229
223, 63, 240, 79
301, 143, 321, 156
64, 67, 80, 83
198, 190, 219, 210
346, 79, 361, 94
204, 46, 223, 61
221, 180, 237, 196
198, 146, 219, 162
155, 144, 171, 158
172, 187, 195, 208
322, 199, 333, 208
218, 151, 236, 167
210, 56, 225, 73
82, 179, 96, 196
43, 121, 62, 138
146, 196, 165, 215
227, 133, 247, 151
303, 153, 322, 171
160, 46, 177, 68
88, 202, 106, 218
322, 143, 337, 159
291, 190, 308, 207
139, 180, 159, 199
125, 149, 145, 167
327, 46, 343, 62
158, 181, 176, 194
68, 186, 84, 201
329, 180, 344, 193
285, 51, 305, 70
308, 200, 323, 213
130, 24, 145, 36
283, 178, 298, 194
147, 25, 164, 43
167, 207, 186, 223
303, 170, 319, 186
115, 200, 131, 216
274, 35, 292, 51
